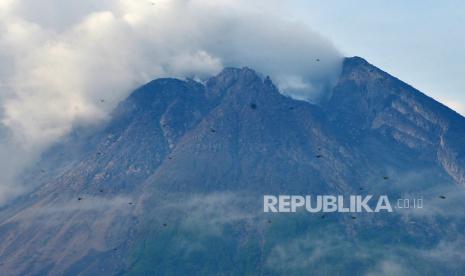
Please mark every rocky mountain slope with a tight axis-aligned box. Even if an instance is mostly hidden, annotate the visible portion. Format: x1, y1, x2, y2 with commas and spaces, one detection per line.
0, 57, 465, 275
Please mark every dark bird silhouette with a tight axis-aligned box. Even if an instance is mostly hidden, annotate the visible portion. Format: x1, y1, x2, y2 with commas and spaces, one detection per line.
163, 223, 167, 227
99, 189, 104, 193
316, 58, 320, 62
439, 195, 446, 199
97, 152, 102, 156
78, 197, 83, 201
250, 103, 257, 110
316, 155, 323, 158
267, 219, 272, 224
359, 187, 363, 191
128, 202, 133, 205
351, 216, 357, 220
383, 176, 389, 180
210, 128, 216, 133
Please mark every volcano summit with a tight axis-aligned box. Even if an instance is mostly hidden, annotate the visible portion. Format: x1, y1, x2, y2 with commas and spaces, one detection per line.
0, 57, 465, 275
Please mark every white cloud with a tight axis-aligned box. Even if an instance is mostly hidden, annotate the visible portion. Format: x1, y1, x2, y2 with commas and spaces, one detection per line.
0, 0, 341, 204
365, 260, 414, 276
9, 195, 134, 224
156, 192, 258, 235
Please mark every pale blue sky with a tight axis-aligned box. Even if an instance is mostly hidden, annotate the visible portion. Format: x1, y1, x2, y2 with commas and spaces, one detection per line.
290, 0, 465, 114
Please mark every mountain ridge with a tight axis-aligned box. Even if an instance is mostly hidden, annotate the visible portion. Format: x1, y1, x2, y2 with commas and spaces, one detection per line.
0, 57, 465, 275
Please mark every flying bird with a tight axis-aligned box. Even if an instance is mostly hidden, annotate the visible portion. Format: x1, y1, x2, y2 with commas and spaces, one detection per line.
78, 197, 83, 201
383, 176, 389, 180
439, 195, 446, 199
250, 103, 257, 110
316, 155, 323, 158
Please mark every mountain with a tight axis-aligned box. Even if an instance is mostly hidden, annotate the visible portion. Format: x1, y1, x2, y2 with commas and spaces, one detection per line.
1, 57, 465, 275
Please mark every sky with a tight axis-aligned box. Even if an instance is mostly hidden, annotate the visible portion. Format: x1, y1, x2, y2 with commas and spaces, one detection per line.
291, 0, 465, 115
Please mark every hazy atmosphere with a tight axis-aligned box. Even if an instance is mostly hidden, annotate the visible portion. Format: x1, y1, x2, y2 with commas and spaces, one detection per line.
0, 2, 464, 275
1, 0, 463, 205
0, 0, 343, 203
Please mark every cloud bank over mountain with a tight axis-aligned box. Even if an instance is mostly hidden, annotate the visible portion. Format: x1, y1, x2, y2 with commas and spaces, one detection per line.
0, 0, 341, 203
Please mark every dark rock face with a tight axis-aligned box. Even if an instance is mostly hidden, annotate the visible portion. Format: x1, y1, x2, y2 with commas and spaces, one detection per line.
326, 57, 465, 185
1, 58, 465, 275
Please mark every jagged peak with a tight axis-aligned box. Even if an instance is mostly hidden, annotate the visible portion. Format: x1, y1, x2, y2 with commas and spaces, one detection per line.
344, 56, 369, 66
211, 66, 263, 85
203, 66, 279, 100
338, 56, 401, 88
219, 66, 258, 75
341, 56, 378, 76
129, 77, 202, 101
136, 77, 188, 92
